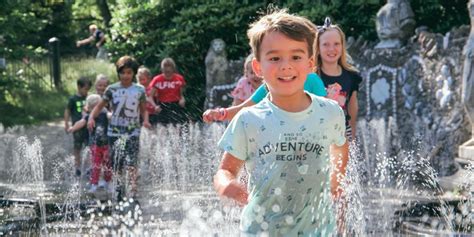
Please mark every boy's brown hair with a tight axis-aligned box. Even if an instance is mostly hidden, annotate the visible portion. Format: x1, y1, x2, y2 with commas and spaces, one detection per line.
247, 9, 317, 61
116, 55, 139, 75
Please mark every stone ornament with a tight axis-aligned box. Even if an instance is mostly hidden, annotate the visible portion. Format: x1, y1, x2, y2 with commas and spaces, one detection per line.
205, 38, 229, 94
375, 0, 415, 49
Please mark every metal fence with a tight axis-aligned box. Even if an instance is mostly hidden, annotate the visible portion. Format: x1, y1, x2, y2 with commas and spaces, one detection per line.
5, 56, 52, 88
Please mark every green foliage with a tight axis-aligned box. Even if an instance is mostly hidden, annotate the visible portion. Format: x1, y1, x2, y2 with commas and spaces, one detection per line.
106, 0, 469, 120
108, 1, 264, 119
0, 71, 67, 127
0, 57, 115, 127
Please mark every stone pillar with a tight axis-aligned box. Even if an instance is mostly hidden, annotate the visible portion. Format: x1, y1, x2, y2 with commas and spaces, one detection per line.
458, 0, 474, 166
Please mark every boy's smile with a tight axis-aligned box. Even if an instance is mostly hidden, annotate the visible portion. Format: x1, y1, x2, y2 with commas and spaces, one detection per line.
253, 31, 313, 99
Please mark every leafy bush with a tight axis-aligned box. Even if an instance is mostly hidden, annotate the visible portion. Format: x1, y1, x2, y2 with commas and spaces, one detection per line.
0, 57, 115, 127
107, 1, 468, 121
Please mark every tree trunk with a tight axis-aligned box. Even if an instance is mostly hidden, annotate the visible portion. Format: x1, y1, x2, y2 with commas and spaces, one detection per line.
96, 0, 112, 28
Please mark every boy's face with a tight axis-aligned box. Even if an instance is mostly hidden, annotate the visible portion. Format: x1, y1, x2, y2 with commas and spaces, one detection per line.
318, 29, 342, 65
78, 85, 91, 97
252, 31, 313, 97
119, 68, 135, 86
95, 79, 108, 95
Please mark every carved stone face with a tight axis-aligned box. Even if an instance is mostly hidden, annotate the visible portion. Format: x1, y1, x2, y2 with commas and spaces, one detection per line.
211, 39, 225, 54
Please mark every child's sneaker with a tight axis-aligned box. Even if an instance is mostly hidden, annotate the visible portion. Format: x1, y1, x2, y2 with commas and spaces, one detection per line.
88, 184, 98, 193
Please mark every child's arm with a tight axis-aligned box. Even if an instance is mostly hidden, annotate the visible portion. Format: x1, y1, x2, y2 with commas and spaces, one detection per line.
329, 143, 348, 199
178, 90, 186, 108
64, 108, 70, 132
76, 36, 94, 47
330, 143, 348, 233
68, 119, 87, 133
232, 97, 244, 106
202, 98, 255, 123
348, 92, 359, 138
148, 87, 161, 113
140, 101, 151, 129
87, 99, 107, 130
213, 152, 248, 206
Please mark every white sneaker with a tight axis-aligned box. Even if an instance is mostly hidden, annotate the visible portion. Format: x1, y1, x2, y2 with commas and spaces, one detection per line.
98, 179, 107, 188
88, 184, 98, 193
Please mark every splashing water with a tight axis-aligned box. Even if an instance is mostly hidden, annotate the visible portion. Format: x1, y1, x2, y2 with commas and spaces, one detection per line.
0, 121, 472, 236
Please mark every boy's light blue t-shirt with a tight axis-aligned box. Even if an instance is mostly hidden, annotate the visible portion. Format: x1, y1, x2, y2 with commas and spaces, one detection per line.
219, 93, 346, 236
250, 73, 327, 104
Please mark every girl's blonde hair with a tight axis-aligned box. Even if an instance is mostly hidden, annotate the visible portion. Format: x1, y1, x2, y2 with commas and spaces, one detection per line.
314, 23, 358, 74
86, 94, 101, 111
137, 66, 151, 78
243, 53, 254, 73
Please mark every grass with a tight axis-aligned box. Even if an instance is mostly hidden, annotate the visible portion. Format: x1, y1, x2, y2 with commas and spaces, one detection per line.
0, 57, 116, 127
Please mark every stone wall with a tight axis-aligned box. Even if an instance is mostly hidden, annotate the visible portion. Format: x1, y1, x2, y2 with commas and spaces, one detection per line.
350, 25, 471, 176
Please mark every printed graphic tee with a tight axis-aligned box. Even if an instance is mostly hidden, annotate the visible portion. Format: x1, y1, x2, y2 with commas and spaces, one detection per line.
103, 82, 146, 137
321, 68, 362, 126
219, 93, 346, 236
67, 94, 87, 123
149, 73, 186, 103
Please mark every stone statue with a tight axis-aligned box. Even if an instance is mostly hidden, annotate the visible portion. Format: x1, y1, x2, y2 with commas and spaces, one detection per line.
375, 0, 415, 49
205, 38, 229, 94
459, 0, 474, 163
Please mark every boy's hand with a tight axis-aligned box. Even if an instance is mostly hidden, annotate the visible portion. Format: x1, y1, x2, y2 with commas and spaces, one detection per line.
64, 124, 70, 133
179, 97, 186, 108
154, 105, 162, 114
202, 108, 226, 123
221, 180, 248, 207
202, 109, 219, 123
67, 127, 74, 133
87, 118, 95, 131
143, 121, 152, 129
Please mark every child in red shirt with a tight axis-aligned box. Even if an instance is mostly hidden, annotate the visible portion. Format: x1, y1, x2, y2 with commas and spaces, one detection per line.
148, 58, 187, 125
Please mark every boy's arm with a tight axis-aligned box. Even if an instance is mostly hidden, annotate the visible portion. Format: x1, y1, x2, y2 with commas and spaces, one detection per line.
64, 108, 70, 132
213, 152, 248, 206
140, 101, 151, 128
148, 87, 161, 112
68, 119, 87, 133
76, 36, 94, 47
330, 143, 348, 199
348, 92, 359, 138
202, 97, 255, 123
87, 100, 107, 130
178, 89, 186, 107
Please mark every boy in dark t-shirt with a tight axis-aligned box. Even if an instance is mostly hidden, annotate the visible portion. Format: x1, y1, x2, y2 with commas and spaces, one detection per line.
64, 77, 92, 177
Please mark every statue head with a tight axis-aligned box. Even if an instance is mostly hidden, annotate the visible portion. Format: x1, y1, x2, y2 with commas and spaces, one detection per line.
210, 39, 226, 55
